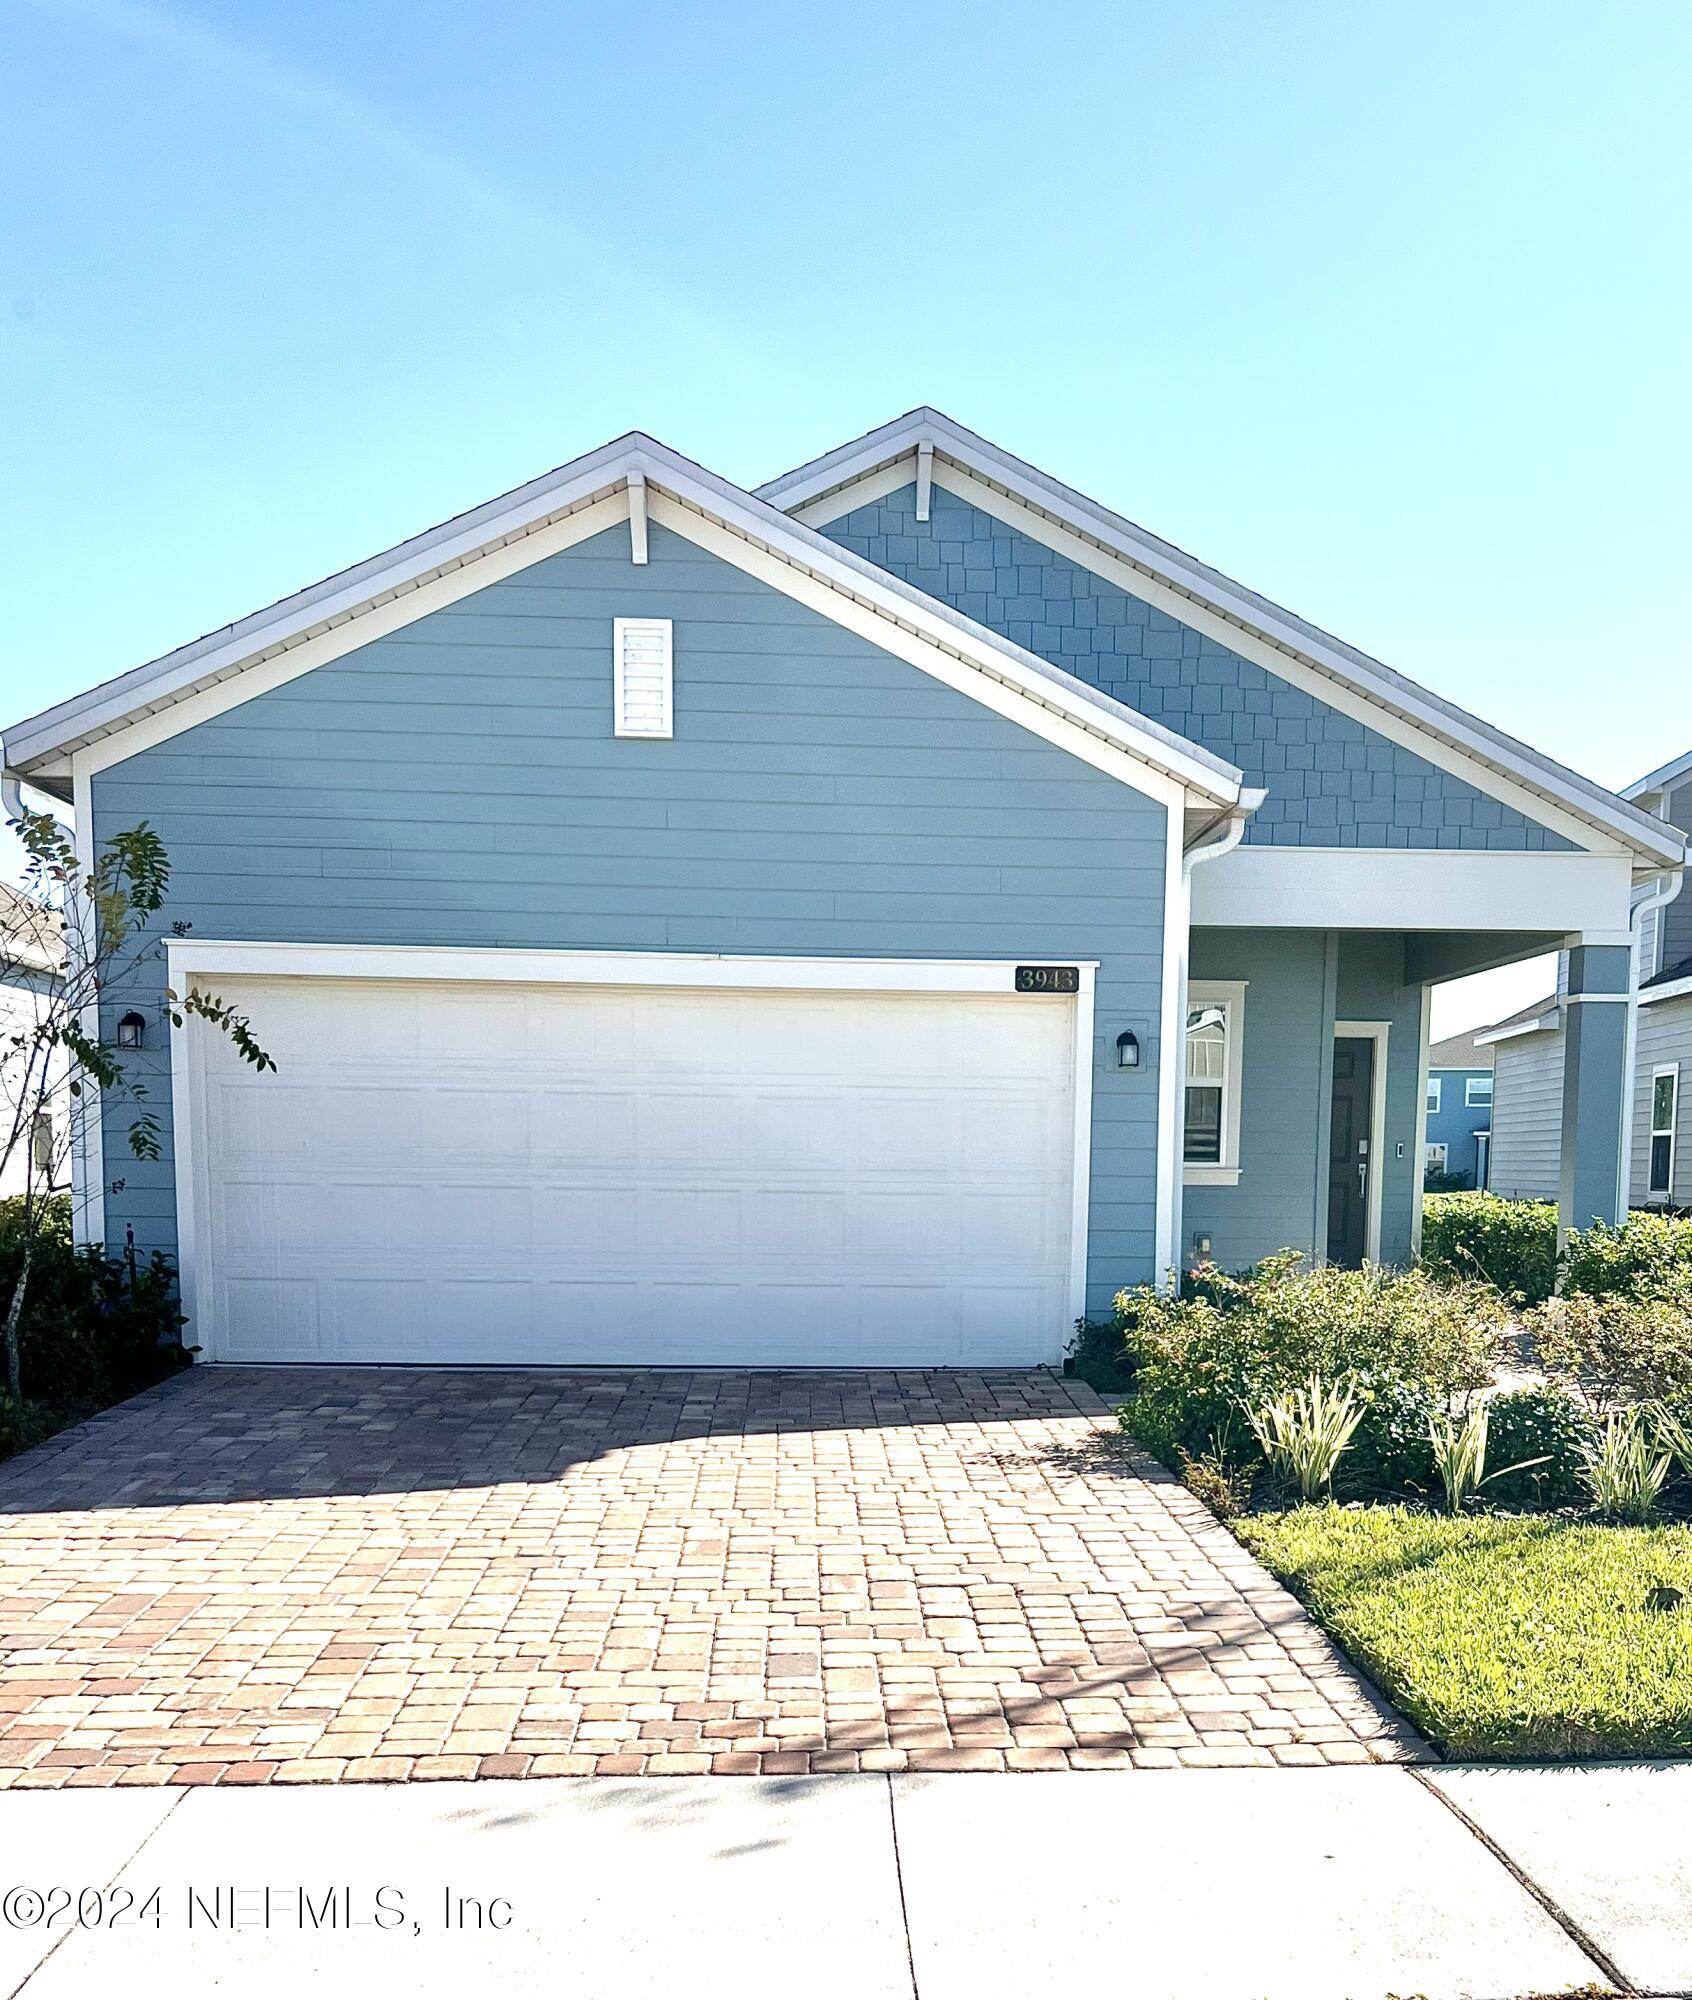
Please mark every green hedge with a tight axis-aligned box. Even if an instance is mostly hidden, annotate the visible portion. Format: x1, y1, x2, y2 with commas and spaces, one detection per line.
1420, 1192, 1558, 1303
1111, 1250, 1508, 1498
1562, 1211, 1692, 1299
1422, 1196, 1692, 1308
0, 1194, 187, 1442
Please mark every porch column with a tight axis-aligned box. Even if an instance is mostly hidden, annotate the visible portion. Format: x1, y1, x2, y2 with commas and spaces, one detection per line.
1559, 940, 1632, 1236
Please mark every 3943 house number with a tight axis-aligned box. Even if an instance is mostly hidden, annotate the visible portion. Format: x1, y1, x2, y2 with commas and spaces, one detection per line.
1014, 965, 1080, 994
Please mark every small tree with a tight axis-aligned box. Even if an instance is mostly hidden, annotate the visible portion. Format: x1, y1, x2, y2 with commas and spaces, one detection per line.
0, 808, 274, 1401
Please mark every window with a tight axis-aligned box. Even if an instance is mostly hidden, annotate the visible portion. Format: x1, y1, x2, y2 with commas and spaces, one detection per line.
1183, 981, 1246, 1184
1424, 1142, 1448, 1172
613, 617, 673, 738
1425, 1077, 1443, 1115
29, 1112, 51, 1178
1650, 1065, 1679, 1197
1465, 1075, 1493, 1109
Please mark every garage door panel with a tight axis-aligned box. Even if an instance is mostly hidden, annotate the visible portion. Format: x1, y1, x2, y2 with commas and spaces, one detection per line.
187, 973, 1079, 1366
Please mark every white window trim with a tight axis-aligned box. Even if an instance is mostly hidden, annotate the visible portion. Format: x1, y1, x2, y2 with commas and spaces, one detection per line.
164, 943, 1098, 1363
1182, 979, 1247, 1187
1464, 1075, 1493, 1108
1424, 1142, 1449, 1170
1335, 1019, 1390, 1265
1426, 1076, 1443, 1115
1649, 1061, 1679, 1197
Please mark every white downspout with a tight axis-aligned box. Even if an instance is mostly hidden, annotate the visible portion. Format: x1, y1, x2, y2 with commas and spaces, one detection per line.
1165, 789, 1265, 1281
1619, 867, 1685, 1211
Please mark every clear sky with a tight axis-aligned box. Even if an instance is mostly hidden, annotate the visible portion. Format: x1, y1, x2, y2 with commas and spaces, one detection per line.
6, 0, 1688, 1033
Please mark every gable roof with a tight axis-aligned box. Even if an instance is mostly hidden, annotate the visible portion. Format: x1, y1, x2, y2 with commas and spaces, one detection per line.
759, 408, 1683, 870
1428, 1029, 1494, 1071
1624, 748, 1692, 806
1, 432, 1246, 818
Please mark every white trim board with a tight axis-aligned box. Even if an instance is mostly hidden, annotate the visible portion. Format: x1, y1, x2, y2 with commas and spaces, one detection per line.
166, 943, 1099, 1361
1190, 845, 1635, 936
761, 409, 1682, 868
1642, 978, 1692, 1008
166, 941, 1101, 994
6, 436, 1243, 817
1181, 978, 1248, 1192
1334, 1019, 1390, 1266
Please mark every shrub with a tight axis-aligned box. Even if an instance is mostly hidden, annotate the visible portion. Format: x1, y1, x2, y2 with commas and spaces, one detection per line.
1175, 1446, 1256, 1520
0, 1194, 187, 1417
1562, 1212, 1692, 1300
1483, 1385, 1598, 1509
1341, 1369, 1440, 1495
1114, 1252, 1505, 1475
1249, 1376, 1365, 1501
1420, 1192, 1558, 1304
1577, 1408, 1673, 1523
1528, 1273, 1692, 1412
1065, 1317, 1135, 1395
1426, 1403, 1551, 1515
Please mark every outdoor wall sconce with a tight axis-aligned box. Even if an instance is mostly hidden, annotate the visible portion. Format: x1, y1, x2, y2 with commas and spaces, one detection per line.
1193, 1232, 1213, 1260
116, 1011, 146, 1051
1115, 1029, 1140, 1071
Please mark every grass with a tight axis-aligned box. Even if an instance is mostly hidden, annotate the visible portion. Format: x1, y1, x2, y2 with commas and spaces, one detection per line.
1235, 1505, 1692, 1759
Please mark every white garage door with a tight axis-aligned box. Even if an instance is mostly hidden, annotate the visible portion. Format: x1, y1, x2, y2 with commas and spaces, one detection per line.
182, 970, 1081, 1366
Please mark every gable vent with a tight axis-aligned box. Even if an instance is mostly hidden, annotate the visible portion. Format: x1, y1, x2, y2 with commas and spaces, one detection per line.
613, 617, 673, 739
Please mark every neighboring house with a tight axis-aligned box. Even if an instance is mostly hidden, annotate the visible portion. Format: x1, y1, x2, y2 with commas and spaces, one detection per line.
1477, 992, 1563, 1202
1627, 749, 1692, 1209
0, 410, 1681, 1367
1423, 1030, 1494, 1188
1480, 746, 1692, 1212
0, 883, 64, 1202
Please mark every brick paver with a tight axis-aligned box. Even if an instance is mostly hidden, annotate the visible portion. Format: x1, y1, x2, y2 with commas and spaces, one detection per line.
0, 1368, 1422, 1785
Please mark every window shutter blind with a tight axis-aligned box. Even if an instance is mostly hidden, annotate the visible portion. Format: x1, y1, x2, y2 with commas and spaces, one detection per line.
613, 618, 673, 738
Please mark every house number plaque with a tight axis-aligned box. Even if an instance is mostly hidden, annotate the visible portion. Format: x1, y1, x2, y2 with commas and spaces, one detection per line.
1014, 965, 1080, 994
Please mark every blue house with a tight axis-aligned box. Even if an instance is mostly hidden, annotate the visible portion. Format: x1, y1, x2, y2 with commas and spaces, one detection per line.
1, 410, 1681, 1367
1422, 1030, 1494, 1189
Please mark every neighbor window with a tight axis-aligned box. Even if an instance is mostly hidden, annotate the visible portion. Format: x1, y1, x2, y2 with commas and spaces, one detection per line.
1465, 1075, 1493, 1109
1183, 981, 1247, 1183
1424, 1142, 1448, 1172
1650, 1065, 1679, 1197
1425, 1077, 1443, 1115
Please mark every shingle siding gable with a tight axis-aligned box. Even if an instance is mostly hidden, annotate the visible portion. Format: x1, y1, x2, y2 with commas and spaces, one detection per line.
819, 484, 1573, 852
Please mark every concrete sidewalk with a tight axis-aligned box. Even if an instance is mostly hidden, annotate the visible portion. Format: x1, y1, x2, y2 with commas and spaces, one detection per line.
0, 1765, 1686, 1999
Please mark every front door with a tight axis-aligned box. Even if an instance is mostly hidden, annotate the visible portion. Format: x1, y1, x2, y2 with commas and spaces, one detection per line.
1327, 1037, 1374, 1267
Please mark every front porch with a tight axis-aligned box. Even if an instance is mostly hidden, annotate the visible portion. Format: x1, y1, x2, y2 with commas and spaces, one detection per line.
1176, 918, 1632, 1277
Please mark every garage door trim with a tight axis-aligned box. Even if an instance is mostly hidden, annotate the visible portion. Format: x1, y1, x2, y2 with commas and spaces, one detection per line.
166, 942, 1098, 1363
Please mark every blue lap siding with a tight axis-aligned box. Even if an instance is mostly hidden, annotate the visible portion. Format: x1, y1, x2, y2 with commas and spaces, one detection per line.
92, 521, 1172, 1310
819, 485, 1571, 853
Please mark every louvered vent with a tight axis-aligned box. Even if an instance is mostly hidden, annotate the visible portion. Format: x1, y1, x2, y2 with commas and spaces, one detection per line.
613, 617, 673, 739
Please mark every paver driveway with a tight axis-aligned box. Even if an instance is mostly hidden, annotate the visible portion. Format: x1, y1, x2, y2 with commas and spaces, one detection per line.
0, 1369, 1420, 1785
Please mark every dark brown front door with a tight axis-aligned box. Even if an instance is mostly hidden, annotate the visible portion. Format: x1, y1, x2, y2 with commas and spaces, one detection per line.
1327, 1037, 1374, 1267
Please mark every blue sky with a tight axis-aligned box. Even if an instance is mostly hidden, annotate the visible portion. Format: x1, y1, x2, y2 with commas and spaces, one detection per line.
6, 0, 1688, 1030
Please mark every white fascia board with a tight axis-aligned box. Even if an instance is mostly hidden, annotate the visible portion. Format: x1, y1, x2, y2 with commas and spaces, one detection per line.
1190, 844, 1634, 936
10, 435, 1243, 814
166, 941, 1100, 996
1641, 978, 1692, 1008
1475, 1012, 1563, 1047
1623, 749, 1692, 801
762, 410, 1683, 869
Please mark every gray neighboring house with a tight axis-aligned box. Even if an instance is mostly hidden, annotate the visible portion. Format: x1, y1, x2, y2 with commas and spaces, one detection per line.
0, 411, 1683, 1367
1480, 747, 1692, 1212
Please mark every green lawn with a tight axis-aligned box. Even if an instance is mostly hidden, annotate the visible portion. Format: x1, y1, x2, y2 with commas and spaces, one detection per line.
1236, 1506, 1692, 1759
